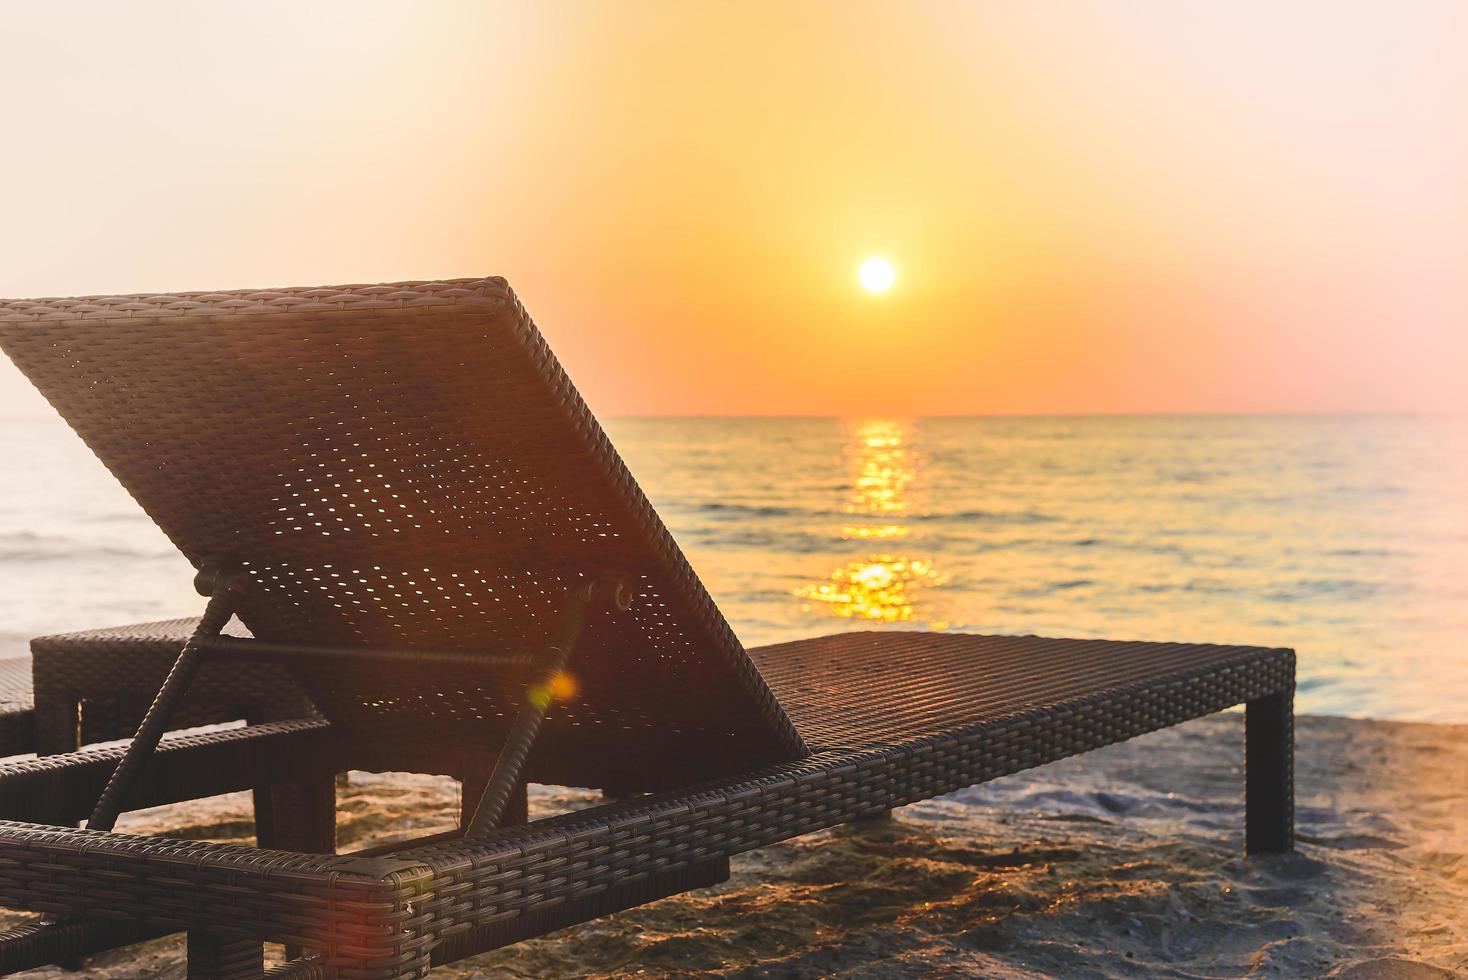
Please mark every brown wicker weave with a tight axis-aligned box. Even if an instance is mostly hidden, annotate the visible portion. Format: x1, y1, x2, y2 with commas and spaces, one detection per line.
0, 661, 32, 759
0, 278, 1295, 978
0, 278, 804, 791
30, 618, 314, 755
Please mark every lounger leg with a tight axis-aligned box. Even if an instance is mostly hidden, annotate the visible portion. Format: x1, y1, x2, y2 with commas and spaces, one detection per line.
32, 697, 80, 757
186, 931, 264, 979
26, 696, 82, 829
245, 701, 336, 856
1245, 690, 1294, 855
257, 776, 336, 854
248, 708, 276, 851
256, 776, 335, 962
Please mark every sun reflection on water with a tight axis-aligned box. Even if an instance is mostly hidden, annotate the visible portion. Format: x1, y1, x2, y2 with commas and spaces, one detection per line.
795, 420, 946, 622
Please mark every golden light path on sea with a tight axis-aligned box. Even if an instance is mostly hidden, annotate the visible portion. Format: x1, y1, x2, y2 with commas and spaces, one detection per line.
794, 419, 947, 623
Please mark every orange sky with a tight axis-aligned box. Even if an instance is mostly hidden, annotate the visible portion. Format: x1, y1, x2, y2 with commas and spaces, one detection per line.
1, 1, 1464, 416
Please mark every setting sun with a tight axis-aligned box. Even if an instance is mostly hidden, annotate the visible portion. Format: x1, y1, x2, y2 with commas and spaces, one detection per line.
858, 256, 896, 293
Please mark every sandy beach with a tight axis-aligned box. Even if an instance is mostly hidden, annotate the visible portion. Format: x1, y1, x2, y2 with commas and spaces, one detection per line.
4, 712, 1462, 978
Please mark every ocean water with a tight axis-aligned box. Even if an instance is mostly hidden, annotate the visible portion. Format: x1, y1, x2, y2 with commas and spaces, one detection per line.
1, 413, 1465, 722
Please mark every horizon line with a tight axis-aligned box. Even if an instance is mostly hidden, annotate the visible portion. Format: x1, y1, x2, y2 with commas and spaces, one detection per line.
1, 409, 1464, 424
600, 410, 1465, 421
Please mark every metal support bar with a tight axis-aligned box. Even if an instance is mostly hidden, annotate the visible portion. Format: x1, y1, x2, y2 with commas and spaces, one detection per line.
86, 560, 247, 832
460, 770, 526, 830
203, 636, 537, 670
464, 576, 631, 837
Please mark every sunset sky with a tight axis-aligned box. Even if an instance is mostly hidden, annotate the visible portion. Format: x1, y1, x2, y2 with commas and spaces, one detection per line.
1, 1, 1464, 416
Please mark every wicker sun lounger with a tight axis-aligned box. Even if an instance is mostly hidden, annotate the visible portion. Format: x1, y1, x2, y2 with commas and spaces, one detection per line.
1, 639, 309, 768
0, 278, 1295, 978
23, 621, 319, 839
29, 619, 315, 758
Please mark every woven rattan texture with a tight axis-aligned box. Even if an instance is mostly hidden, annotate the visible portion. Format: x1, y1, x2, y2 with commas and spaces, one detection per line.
394, 636, 1294, 945
29, 617, 309, 754
751, 631, 1289, 750
0, 820, 425, 977
0, 278, 805, 790
0, 661, 32, 757
0, 634, 1293, 977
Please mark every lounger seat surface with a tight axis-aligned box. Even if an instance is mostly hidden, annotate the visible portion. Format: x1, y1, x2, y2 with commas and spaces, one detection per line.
753, 630, 1287, 749
24, 619, 1285, 756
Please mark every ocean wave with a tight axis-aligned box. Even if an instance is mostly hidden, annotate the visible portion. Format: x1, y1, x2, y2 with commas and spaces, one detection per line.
0, 531, 174, 563
1267, 579, 1379, 602
685, 501, 837, 520
673, 502, 1062, 526
913, 509, 1060, 525
674, 526, 844, 554
1010, 579, 1097, 598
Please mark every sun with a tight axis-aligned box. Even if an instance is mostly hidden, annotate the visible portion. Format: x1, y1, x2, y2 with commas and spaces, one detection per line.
858, 256, 896, 293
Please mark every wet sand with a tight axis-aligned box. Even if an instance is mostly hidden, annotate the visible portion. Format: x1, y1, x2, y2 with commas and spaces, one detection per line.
5, 713, 1465, 977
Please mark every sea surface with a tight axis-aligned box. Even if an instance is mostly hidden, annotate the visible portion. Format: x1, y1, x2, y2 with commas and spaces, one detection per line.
1, 414, 1464, 723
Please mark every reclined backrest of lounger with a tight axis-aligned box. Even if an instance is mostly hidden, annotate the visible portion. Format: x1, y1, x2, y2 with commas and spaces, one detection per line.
0, 278, 808, 791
